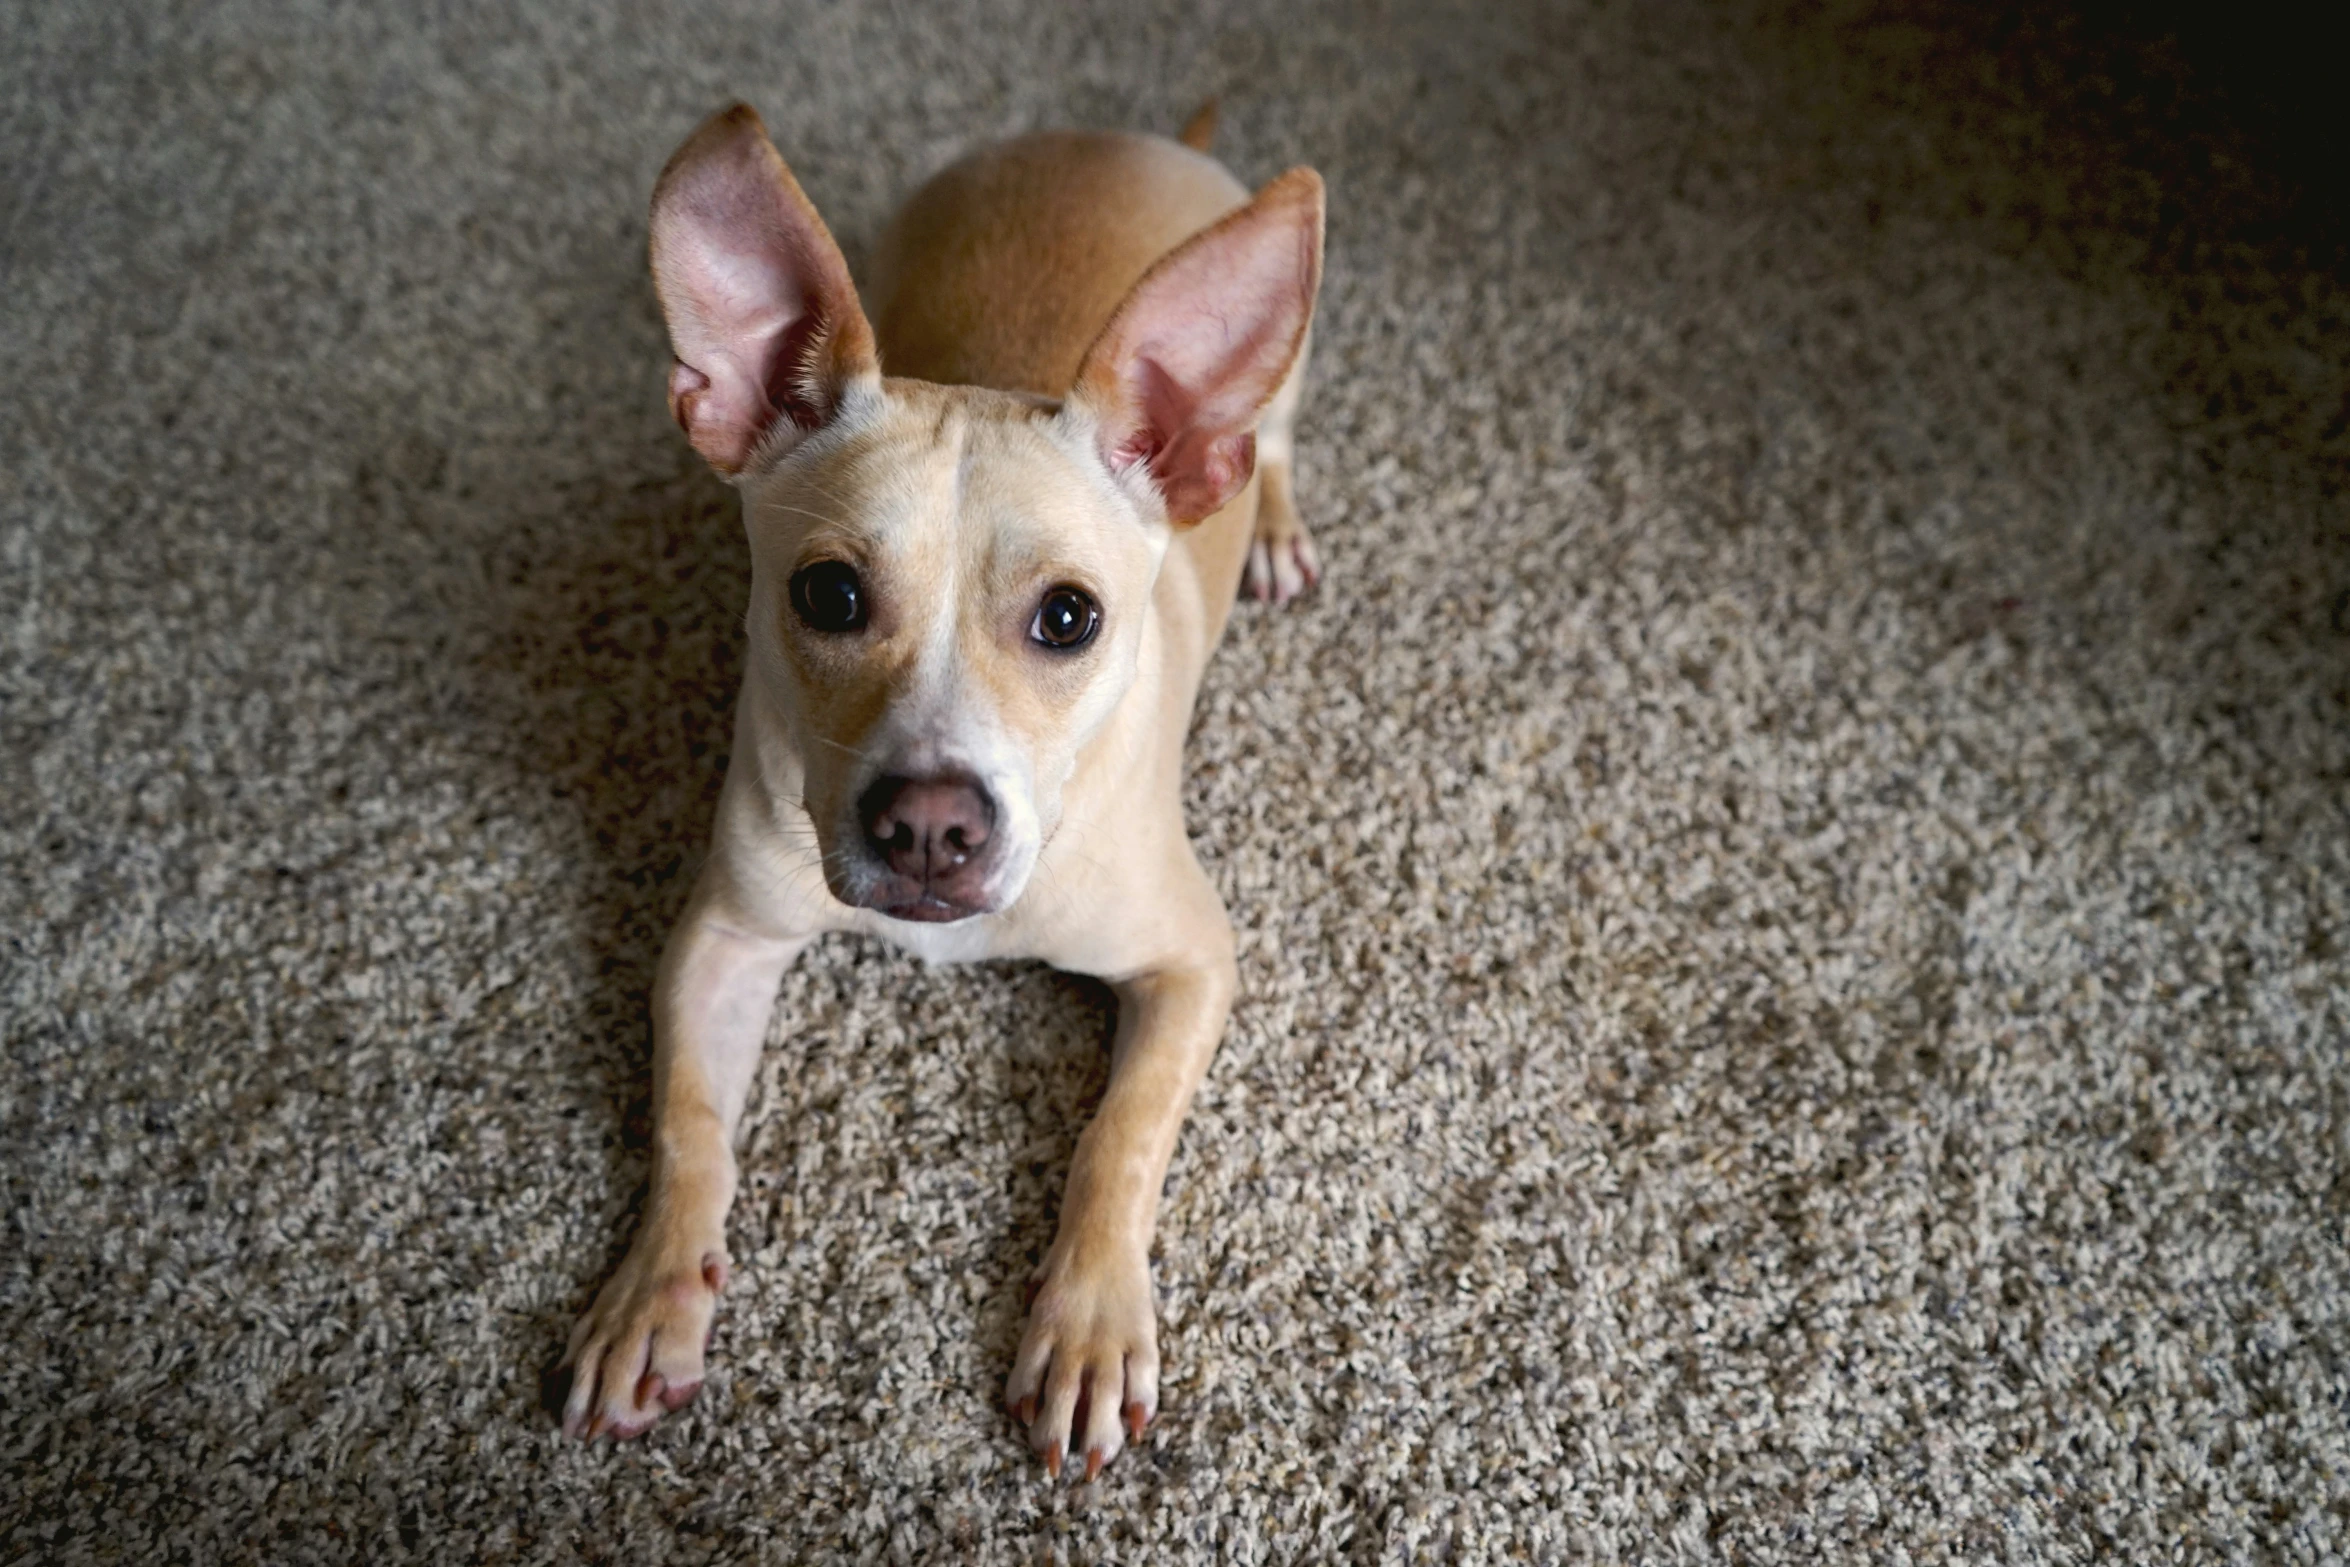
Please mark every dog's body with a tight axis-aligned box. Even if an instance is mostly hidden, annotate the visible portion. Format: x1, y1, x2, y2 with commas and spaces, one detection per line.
561, 105, 1324, 1480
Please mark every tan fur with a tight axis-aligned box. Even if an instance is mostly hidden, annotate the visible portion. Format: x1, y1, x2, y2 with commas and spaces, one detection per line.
1178, 98, 1219, 152
562, 104, 1325, 1480
866, 131, 1252, 397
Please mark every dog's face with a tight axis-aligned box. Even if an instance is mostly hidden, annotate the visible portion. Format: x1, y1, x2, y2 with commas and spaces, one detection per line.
741, 383, 1166, 920
647, 104, 1321, 923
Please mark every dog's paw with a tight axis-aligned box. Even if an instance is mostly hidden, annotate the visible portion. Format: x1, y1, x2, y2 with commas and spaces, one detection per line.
1243, 462, 1319, 606
1243, 517, 1320, 607
1245, 530, 1320, 606
1005, 1243, 1159, 1480
560, 1243, 727, 1441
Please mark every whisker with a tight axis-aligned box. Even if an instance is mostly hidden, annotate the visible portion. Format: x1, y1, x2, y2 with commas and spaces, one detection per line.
756, 500, 850, 529
811, 734, 880, 766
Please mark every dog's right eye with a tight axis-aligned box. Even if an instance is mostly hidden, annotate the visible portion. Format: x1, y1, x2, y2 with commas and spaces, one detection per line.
790, 561, 867, 633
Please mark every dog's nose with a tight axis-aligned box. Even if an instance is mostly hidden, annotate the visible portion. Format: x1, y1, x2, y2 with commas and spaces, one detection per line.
859, 773, 996, 881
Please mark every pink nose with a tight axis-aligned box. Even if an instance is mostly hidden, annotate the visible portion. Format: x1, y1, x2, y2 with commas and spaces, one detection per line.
859, 773, 995, 882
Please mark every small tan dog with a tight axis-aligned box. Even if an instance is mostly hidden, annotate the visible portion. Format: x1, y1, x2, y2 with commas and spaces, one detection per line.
559, 101, 1324, 1480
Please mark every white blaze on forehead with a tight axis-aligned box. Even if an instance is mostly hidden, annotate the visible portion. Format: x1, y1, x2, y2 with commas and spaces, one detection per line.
852, 404, 1030, 804
900, 427, 969, 741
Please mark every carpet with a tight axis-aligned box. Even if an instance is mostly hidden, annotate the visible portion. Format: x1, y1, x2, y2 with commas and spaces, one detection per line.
5, 0, 2346, 1560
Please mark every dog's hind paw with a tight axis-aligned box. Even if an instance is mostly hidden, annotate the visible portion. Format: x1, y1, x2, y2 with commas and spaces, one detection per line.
1244, 528, 1320, 606
1243, 457, 1319, 606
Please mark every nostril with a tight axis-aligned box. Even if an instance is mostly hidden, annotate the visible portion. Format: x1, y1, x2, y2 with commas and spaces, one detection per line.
857, 771, 995, 880
859, 775, 911, 849
946, 808, 990, 859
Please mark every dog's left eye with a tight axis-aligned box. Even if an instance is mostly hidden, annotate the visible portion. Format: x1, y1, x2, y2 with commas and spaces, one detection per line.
1030, 587, 1100, 650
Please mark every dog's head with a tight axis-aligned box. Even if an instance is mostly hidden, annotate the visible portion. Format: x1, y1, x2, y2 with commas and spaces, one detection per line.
647, 105, 1321, 922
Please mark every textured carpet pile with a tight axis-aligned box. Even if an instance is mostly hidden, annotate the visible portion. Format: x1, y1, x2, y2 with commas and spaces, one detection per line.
4, 1, 2346, 1561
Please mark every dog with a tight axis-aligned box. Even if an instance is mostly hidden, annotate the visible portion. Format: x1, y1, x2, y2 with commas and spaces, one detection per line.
559, 99, 1324, 1482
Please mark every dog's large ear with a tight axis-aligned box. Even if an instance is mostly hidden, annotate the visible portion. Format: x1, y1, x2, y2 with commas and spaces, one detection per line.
1065, 168, 1324, 526
649, 103, 879, 475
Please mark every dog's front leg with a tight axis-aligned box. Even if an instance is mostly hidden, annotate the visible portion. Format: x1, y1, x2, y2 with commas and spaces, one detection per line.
562, 887, 805, 1440
1008, 926, 1236, 1480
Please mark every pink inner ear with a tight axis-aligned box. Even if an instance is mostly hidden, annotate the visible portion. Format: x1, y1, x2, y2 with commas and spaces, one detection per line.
649, 104, 875, 473
667, 359, 713, 431
1150, 427, 1255, 522
664, 229, 832, 465
1099, 306, 1291, 522
1075, 168, 1322, 524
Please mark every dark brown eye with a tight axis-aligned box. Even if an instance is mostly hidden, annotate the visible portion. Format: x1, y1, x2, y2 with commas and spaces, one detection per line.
1030, 586, 1100, 650
790, 561, 865, 633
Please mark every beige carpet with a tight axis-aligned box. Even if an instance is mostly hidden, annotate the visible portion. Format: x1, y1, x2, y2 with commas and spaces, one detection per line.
5, 0, 2347, 1560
